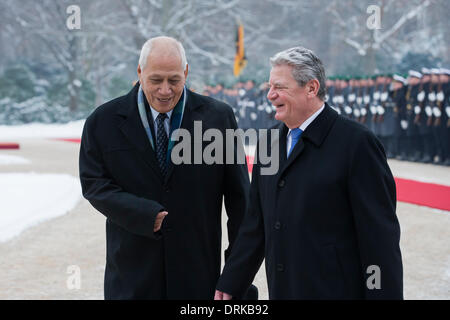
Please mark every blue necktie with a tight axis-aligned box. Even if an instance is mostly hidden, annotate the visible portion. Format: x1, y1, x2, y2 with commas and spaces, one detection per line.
288, 128, 303, 157
156, 113, 169, 177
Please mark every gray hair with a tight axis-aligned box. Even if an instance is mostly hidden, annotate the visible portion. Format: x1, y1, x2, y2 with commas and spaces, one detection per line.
139, 36, 188, 71
270, 46, 326, 100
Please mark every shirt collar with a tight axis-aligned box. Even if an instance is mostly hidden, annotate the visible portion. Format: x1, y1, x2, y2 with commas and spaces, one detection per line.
149, 105, 174, 122
288, 103, 325, 135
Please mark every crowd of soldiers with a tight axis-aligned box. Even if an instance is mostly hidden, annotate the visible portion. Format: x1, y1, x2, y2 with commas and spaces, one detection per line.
202, 68, 450, 166
202, 80, 279, 130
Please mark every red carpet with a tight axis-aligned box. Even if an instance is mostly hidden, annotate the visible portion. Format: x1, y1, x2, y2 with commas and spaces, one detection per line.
395, 178, 450, 212
59, 139, 449, 211
0, 143, 20, 149
246, 155, 449, 211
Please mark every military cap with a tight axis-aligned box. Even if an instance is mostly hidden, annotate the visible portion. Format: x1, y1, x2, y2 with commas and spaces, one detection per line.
408, 70, 422, 78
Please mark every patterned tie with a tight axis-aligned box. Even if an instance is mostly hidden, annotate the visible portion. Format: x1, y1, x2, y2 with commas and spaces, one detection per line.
288, 128, 303, 157
156, 113, 169, 177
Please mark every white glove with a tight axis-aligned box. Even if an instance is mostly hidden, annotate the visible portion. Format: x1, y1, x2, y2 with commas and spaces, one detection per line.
428, 92, 436, 102
414, 106, 421, 115
373, 92, 380, 100
345, 106, 352, 114
433, 107, 441, 118
401, 120, 408, 130
417, 91, 425, 102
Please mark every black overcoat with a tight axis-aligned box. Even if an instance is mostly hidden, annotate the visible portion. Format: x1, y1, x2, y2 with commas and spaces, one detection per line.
217, 104, 403, 299
79, 83, 250, 299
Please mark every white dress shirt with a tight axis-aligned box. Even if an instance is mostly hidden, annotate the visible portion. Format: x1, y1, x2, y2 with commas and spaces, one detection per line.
286, 104, 325, 155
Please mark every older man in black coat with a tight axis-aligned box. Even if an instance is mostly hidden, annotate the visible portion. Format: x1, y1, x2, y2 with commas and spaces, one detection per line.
79, 36, 251, 299
215, 47, 403, 300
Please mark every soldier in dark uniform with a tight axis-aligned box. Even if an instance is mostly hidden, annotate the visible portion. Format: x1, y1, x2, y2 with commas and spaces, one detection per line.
345, 77, 357, 121
214, 83, 225, 102
242, 80, 259, 129
366, 75, 377, 133
358, 76, 371, 128
416, 68, 434, 163
377, 74, 395, 157
332, 76, 344, 116
257, 81, 278, 129
432, 68, 450, 165
372, 74, 385, 139
404, 70, 423, 161
223, 85, 240, 125
235, 81, 250, 130
326, 77, 336, 111
342, 77, 353, 120
442, 69, 450, 166
391, 75, 407, 160
354, 77, 363, 124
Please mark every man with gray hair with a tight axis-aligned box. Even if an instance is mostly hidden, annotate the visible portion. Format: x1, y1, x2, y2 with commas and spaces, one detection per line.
80, 36, 254, 299
215, 46, 403, 299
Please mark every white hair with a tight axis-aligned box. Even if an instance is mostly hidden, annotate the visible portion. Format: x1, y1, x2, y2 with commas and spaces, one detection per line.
270, 46, 326, 100
139, 36, 188, 71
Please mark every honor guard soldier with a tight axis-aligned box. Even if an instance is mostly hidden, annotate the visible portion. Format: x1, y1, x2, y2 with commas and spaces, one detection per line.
343, 77, 352, 118
340, 77, 352, 119
332, 76, 345, 115
372, 74, 385, 139
442, 68, 450, 166
223, 86, 241, 126
346, 77, 357, 121
404, 70, 423, 161
256, 82, 273, 129
416, 68, 434, 163
353, 76, 363, 123
358, 76, 371, 127
243, 80, 259, 129
391, 74, 408, 160
432, 68, 450, 165
326, 77, 337, 112
235, 81, 251, 130
377, 74, 394, 157
366, 75, 378, 133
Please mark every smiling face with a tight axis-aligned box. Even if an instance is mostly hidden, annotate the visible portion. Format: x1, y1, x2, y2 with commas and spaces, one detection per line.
267, 64, 310, 128
137, 44, 188, 113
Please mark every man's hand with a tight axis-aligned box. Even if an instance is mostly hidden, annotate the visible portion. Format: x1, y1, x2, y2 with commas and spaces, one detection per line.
214, 290, 232, 300
153, 211, 168, 232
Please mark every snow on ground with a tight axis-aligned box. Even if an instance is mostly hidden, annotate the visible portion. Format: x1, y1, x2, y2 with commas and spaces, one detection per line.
0, 120, 85, 139
0, 173, 81, 242
0, 154, 31, 165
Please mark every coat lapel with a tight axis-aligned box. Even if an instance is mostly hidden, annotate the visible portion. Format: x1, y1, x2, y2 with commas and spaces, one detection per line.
279, 127, 305, 178
117, 84, 163, 181
278, 103, 338, 179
